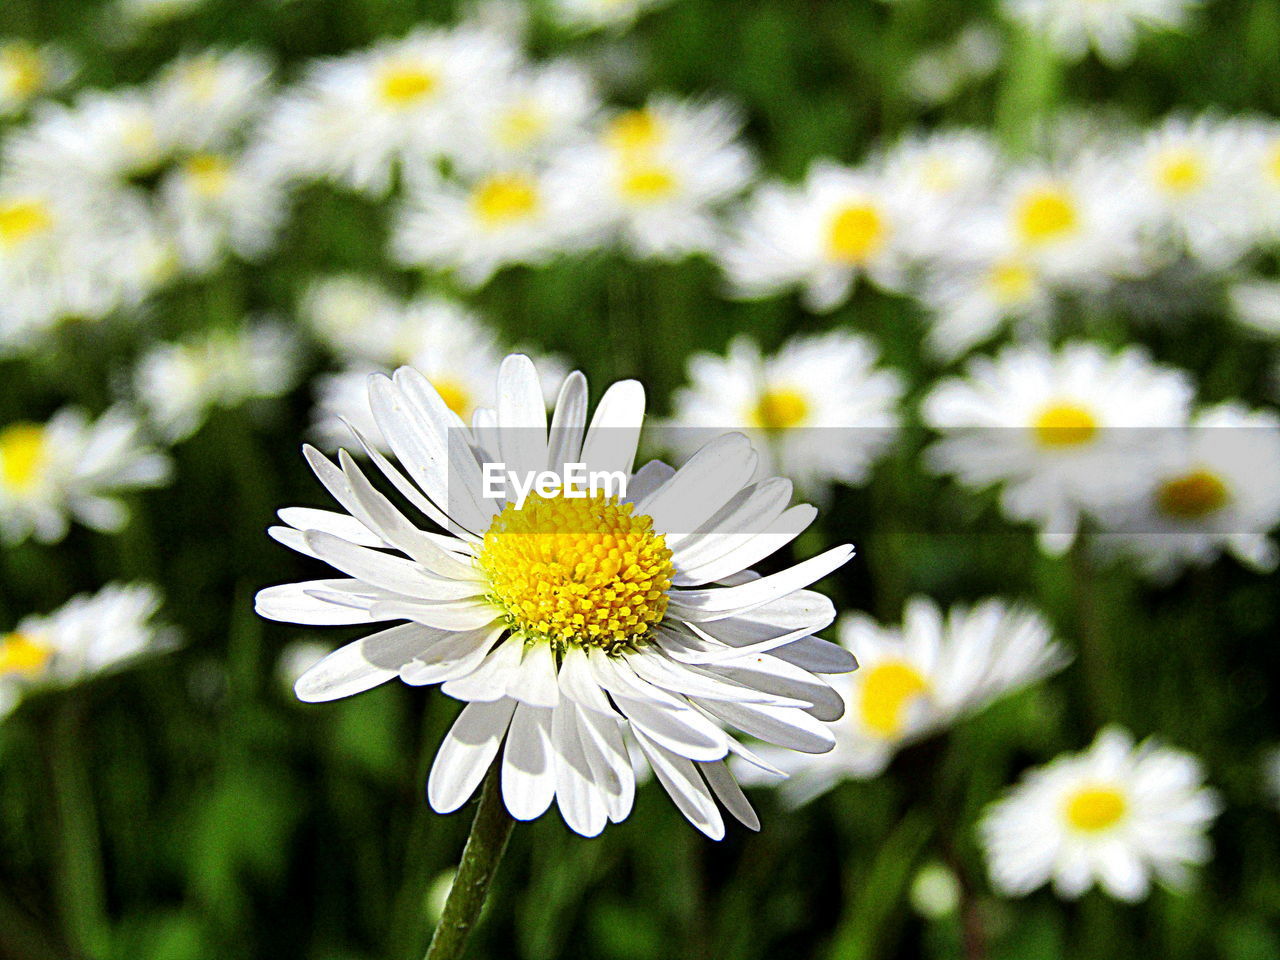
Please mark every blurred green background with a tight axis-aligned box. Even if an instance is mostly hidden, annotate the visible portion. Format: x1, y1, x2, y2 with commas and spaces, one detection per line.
2, 1, 1280, 959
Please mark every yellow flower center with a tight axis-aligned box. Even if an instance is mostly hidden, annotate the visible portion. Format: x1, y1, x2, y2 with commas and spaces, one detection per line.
605, 109, 664, 153
1033, 403, 1098, 448
858, 660, 930, 738
431, 377, 472, 419
987, 259, 1036, 304
0, 631, 53, 676
1064, 785, 1127, 833
477, 492, 675, 654
1016, 187, 1079, 245
750, 388, 810, 430
1154, 148, 1206, 196
183, 153, 232, 197
827, 202, 887, 264
1, 43, 47, 99
1156, 469, 1230, 520
470, 174, 540, 226
496, 102, 549, 149
0, 198, 53, 248
618, 163, 678, 203
377, 64, 440, 106
0, 423, 49, 494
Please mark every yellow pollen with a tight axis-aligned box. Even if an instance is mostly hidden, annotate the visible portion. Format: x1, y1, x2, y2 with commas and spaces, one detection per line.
750, 388, 810, 430
1016, 187, 1078, 245
987, 259, 1036, 304
496, 102, 548, 149
183, 153, 232, 197
0, 423, 49, 494
618, 163, 678, 203
605, 109, 665, 153
0, 198, 53, 248
1064, 785, 1127, 833
477, 492, 675, 654
1154, 148, 1206, 195
1033, 403, 1099, 448
826, 203, 886, 264
378, 64, 440, 106
0, 631, 53, 676
470, 174, 540, 226
431, 377, 472, 419
1156, 469, 1230, 520
858, 660, 930, 738
1, 43, 47, 99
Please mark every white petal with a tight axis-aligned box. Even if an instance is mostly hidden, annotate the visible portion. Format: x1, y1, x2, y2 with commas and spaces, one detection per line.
294, 623, 434, 702
576, 707, 635, 823
255, 580, 385, 625
710, 657, 846, 721
277, 507, 385, 547
699, 759, 760, 831
672, 505, 816, 587
428, 698, 518, 814
369, 598, 501, 631
695, 698, 835, 754
557, 646, 615, 715
632, 730, 725, 840
668, 546, 854, 623
627, 649, 805, 707
346, 418, 468, 539
623, 459, 675, 504
509, 640, 560, 708
579, 379, 644, 478
637, 433, 758, 539
552, 700, 608, 837
546, 371, 589, 472
304, 529, 459, 599
399, 624, 505, 686
496, 354, 549, 484
441, 634, 526, 702
501, 703, 556, 821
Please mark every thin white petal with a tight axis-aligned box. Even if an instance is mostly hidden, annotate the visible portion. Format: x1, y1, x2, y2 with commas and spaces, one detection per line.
501, 703, 556, 820
294, 623, 433, 702
633, 730, 725, 840
428, 698, 518, 813
579, 379, 644, 478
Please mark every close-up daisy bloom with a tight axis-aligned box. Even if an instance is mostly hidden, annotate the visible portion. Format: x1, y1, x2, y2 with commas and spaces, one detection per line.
257, 354, 856, 839
0, 40, 75, 116
980, 727, 1222, 901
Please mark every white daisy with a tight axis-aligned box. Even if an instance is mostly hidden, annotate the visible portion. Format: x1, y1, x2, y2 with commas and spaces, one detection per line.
1095, 403, 1280, 579
1227, 279, 1280, 335
922, 341, 1194, 554
876, 129, 1002, 207
1001, 0, 1202, 66
257, 26, 517, 196
256, 354, 857, 838
667, 332, 903, 497
150, 48, 274, 154
391, 165, 591, 286
719, 160, 937, 311
1236, 119, 1280, 243
738, 597, 1067, 804
134, 321, 301, 442
981, 727, 1221, 901
0, 40, 75, 116
0, 583, 174, 722
0, 406, 171, 545
551, 98, 754, 260
546, 0, 672, 31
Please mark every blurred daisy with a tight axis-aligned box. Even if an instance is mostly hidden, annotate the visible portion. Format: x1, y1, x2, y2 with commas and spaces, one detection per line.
667, 333, 903, 496
1227, 279, 1280, 335
547, 0, 672, 31
0, 407, 171, 544
392, 166, 590, 286
0, 41, 75, 116
150, 49, 273, 153
1001, 0, 1201, 66
552, 99, 754, 260
157, 150, 289, 272
720, 161, 935, 311
0, 583, 174, 722
258, 26, 517, 195
738, 597, 1067, 804
877, 129, 1002, 207
1237, 119, 1280, 241
134, 321, 301, 442
299, 274, 402, 355
981, 727, 1221, 901
115, 0, 209, 25
1096, 404, 1280, 579
922, 342, 1193, 554
257, 354, 856, 838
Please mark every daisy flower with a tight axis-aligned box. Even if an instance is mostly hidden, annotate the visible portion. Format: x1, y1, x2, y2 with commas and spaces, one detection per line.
0, 406, 171, 545
981, 726, 1221, 901
547, 0, 673, 32
1227, 279, 1280, 336
257, 354, 856, 838
1095, 403, 1280, 580
0, 583, 174, 722
922, 342, 1194, 554
391, 165, 591, 286
1236, 119, 1280, 242
257, 26, 517, 196
737, 597, 1067, 804
719, 161, 936, 312
0, 40, 75, 117
551, 98, 754, 260
134, 321, 301, 442
667, 333, 903, 497
1001, 0, 1202, 66
298, 274, 402, 355
150, 49, 274, 154
876, 129, 1002, 207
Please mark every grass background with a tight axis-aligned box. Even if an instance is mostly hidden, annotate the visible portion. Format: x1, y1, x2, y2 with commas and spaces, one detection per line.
1, 0, 1280, 958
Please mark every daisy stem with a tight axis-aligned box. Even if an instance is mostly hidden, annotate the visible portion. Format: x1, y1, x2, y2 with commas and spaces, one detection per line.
45, 699, 109, 959
423, 761, 514, 960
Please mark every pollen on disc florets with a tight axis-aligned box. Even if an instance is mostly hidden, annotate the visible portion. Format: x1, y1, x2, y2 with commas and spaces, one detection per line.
477, 491, 675, 656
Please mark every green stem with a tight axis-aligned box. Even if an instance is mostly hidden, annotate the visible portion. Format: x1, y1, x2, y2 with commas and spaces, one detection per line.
46, 700, 109, 958
1069, 534, 1117, 725
994, 25, 1062, 157
423, 762, 515, 960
